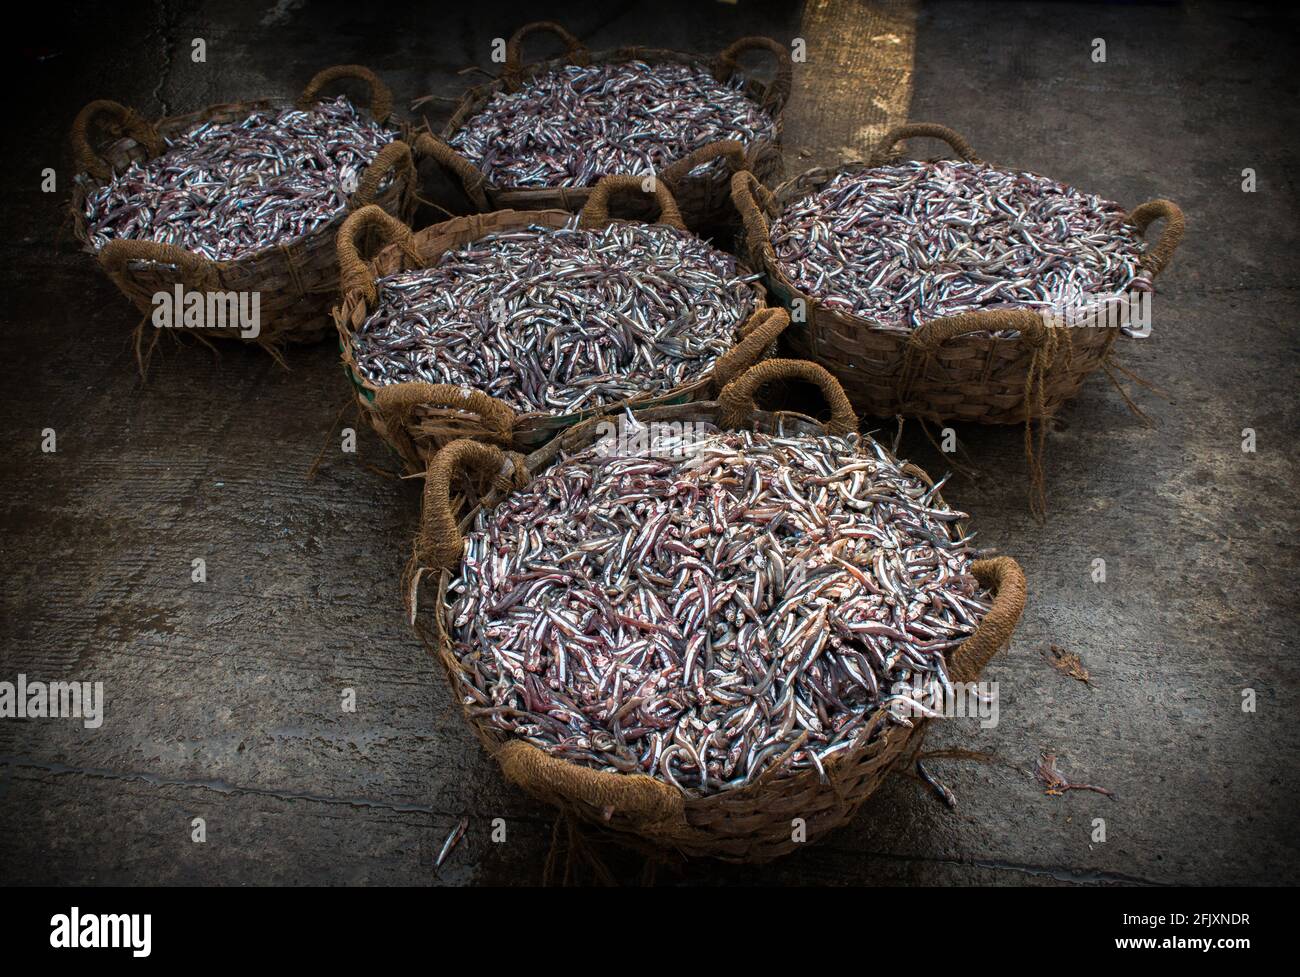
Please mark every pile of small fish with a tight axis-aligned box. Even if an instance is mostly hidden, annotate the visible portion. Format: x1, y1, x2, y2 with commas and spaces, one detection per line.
350, 221, 759, 414
81, 96, 395, 262
449, 61, 777, 188
447, 419, 991, 796
770, 160, 1151, 331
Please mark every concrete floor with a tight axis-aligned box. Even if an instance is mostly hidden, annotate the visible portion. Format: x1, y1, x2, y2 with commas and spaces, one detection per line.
1, 1, 1297, 885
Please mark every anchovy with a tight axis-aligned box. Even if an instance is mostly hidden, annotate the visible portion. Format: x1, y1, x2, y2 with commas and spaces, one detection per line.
916, 759, 957, 809
435, 816, 469, 870
81, 96, 395, 262
350, 219, 761, 413
449, 61, 776, 188
445, 417, 992, 797
769, 160, 1152, 333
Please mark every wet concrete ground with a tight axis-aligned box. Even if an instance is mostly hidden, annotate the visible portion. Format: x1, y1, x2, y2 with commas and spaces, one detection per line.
0, 1, 1296, 885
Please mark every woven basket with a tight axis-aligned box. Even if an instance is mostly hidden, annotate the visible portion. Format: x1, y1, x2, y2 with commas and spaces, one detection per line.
70, 65, 419, 352
419, 20, 789, 232
733, 123, 1187, 425
406, 359, 1027, 863
334, 171, 787, 475
733, 123, 1185, 518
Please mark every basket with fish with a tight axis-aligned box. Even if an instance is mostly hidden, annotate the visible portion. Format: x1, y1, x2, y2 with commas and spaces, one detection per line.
406, 359, 1027, 862
419, 20, 789, 232
732, 123, 1185, 517
70, 65, 418, 356
334, 170, 788, 473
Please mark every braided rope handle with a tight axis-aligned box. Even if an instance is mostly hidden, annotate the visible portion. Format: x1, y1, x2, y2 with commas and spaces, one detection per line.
730, 170, 779, 266
715, 36, 793, 112
375, 381, 518, 463
336, 204, 418, 303
98, 239, 219, 290
578, 175, 687, 231
70, 99, 164, 181
658, 139, 749, 188
415, 440, 530, 574
717, 358, 858, 435
946, 557, 1027, 685
502, 21, 589, 90
412, 133, 492, 210
350, 139, 416, 210
870, 123, 981, 165
710, 307, 791, 392
1127, 199, 1185, 278
908, 308, 1048, 353
495, 739, 688, 837
298, 64, 394, 122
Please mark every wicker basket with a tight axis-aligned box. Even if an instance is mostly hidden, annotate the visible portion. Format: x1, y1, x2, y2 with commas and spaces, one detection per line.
407, 359, 1027, 863
419, 20, 790, 232
334, 172, 787, 475
70, 65, 419, 352
733, 123, 1185, 412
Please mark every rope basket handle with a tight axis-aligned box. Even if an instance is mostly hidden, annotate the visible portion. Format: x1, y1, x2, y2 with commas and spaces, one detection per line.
349, 139, 416, 210
415, 439, 530, 574
495, 740, 688, 834
1127, 199, 1185, 278
946, 557, 1027, 685
710, 307, 791, 392
375, 382, 518, 465
578, 175, 687, 231
70, 99, 164, 181
658, 139, 749, 187
336, 204, 418, 304
502, 21, 590, 91
412, 133, 491, 211
715, 36, 794, 112
730, 170, 779, 264
870, 123, 981, 165
298, 64, 394, 123
98, 239, 219, 291
717, 358, 858, 435
908, 308, 1048, 353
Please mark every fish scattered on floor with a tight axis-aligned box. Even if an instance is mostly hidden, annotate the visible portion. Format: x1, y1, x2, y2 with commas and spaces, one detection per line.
435, 816, 469, 871
916, 759, 958, 809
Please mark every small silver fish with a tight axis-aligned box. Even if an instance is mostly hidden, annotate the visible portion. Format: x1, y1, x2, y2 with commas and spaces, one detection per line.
769, 160, 1150, 334
449, 61, 776, 188
81, 96, 394, 262
350, 220, 761, 414
447, 421, 991, 798
435, 816, 469, 872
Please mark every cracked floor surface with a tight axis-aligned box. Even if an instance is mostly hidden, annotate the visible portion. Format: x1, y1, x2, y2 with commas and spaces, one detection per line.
0, 1, 1297, 885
